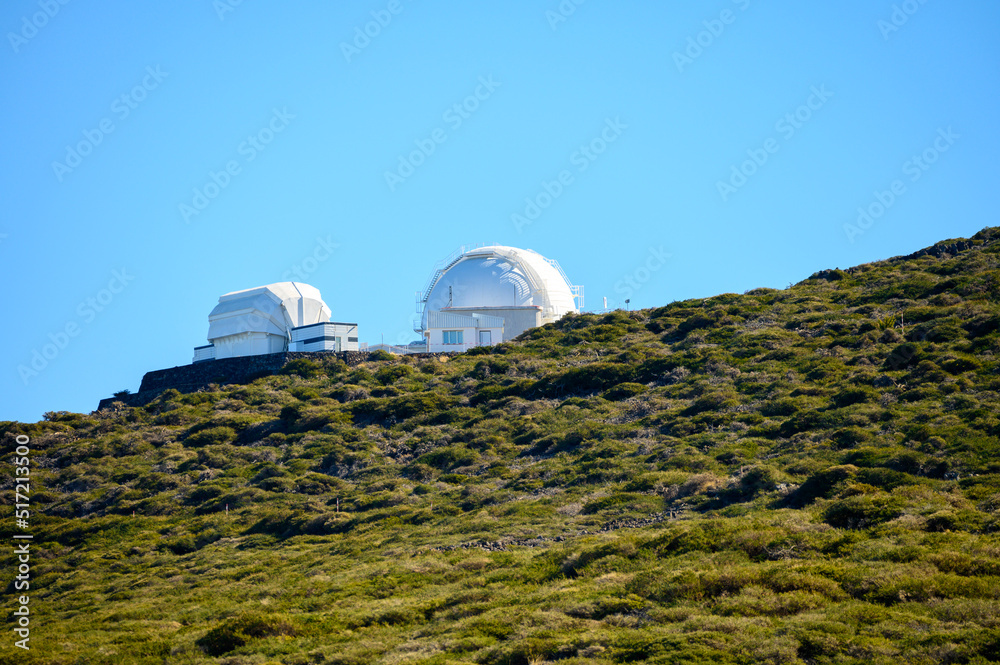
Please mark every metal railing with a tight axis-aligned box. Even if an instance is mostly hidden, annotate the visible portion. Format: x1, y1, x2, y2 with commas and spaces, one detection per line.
360, 342, 427, 355
417, 241, 498, 304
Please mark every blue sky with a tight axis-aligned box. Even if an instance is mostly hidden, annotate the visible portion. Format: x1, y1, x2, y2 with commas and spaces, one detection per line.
2, 0, 997, 423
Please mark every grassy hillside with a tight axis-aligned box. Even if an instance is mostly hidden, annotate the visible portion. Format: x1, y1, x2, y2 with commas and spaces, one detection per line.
3, 228, 1000, 665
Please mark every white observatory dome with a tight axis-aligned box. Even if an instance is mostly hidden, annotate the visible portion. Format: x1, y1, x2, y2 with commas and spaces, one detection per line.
205, 282, 332, 359
419, 245, 581, 335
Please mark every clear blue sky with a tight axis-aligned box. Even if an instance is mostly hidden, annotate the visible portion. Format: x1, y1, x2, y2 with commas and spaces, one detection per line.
2, 1, 997, 423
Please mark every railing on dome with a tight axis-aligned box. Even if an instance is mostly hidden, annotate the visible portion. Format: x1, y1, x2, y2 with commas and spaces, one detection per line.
416, 241, 499, 315
543, 256, 584, 310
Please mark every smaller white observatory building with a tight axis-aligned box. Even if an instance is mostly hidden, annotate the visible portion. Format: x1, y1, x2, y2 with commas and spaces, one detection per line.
193, 282, 358, 362
415, 245, 582, 352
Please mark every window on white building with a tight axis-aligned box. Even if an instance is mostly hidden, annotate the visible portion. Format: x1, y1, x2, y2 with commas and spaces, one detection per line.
442, 330, 463, 344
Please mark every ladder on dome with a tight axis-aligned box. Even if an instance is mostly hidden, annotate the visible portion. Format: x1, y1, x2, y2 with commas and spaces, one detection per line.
542, 256, 585, 311
417, 242, 499, 305
414, 244, 482, 333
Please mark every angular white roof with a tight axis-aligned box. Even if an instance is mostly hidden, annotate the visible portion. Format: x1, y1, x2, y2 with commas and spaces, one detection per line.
207, 282, 331, 342
421, 245, 579, 329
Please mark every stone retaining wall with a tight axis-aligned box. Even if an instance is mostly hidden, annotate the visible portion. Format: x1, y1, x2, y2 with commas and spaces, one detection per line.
96, 350, 446, 411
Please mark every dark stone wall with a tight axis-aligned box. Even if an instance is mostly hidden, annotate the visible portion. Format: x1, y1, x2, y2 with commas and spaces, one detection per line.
136, 352, 361, 393
96, 350, 446, 411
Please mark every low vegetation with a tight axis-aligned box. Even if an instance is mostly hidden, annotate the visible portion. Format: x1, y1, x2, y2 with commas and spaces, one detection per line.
2, 228, 1000, 663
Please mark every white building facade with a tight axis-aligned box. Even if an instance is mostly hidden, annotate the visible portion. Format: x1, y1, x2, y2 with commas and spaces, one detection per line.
289, 321, 359, 352
425, 311, 504, 353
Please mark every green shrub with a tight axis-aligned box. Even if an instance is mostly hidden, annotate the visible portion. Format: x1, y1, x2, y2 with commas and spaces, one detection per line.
282, 358, 323, 378
472, 358, 512, 379
279, 404, 303, 428
684, 391, 737, 415
843, 446, 931, 475
351, 393, 458, 423
899, 387, 933, 402
417, 447, 478, 471
678, 312, 723, 334
831, 427, 871, 449
540, 363, 636, 396
761, 398, 799, 416
159, 536, 197, 555
854, 467, 917, 491
823, 492, 904, 528
924, 510, 985, 533
328, 384, 369, 402
375, 364, 415, 384
404, 463, 436, 481
832, 387, 875, 408
602, 382, 648, 401
940, 356, 981, 374
582, 492, 662, 515
186, 483, 227, 504
566, 593, 647, 619
721, 465, 782, 502
196, 612, 297, 656
185, 426, 236, 447
779, 409, 840, 436
884, 342, 924, 370
290, 386, 320, 401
